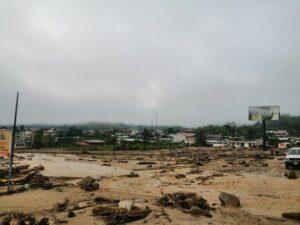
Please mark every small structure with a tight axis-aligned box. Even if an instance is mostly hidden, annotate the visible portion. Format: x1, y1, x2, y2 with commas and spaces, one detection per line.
228, 140, 262, 148
173, 130, 195, 145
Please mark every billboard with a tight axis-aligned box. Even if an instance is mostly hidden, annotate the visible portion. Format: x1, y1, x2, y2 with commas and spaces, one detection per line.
0, 130, 12, 157
249, 106, 280, 121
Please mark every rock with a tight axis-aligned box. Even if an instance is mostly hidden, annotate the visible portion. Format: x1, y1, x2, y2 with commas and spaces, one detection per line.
85, 182, 99, 191
55, 198, 69, 212
77, 176, 100, 191
219, 192, 241, 207
68, 211, 76, 218
282, 212, 300, 221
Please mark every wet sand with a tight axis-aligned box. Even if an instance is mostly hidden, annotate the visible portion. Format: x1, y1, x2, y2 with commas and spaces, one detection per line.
19, 153, 131, 177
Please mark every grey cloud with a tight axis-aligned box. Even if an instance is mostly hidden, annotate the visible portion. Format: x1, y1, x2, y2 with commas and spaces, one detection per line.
0, 0, 299, 126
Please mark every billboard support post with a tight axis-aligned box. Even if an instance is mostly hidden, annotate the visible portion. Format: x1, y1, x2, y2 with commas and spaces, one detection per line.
7, 92, 19, 193
262, 120, 266, 150
248, 106, 280, 151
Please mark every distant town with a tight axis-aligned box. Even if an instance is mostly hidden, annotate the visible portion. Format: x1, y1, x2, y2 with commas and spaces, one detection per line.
2, 114, 299, 151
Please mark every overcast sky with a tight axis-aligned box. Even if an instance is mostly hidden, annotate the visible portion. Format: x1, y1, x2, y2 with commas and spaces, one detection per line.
0, 1, 299, 127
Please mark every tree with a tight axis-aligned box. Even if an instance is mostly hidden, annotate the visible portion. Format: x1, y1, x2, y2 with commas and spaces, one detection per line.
142, 128, 151, 150
196, 128, 207, 147
67, 126, 83, 139
33, 130, 43, 149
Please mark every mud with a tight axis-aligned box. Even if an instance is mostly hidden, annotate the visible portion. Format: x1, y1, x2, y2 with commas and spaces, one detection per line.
0, 148, 299, 225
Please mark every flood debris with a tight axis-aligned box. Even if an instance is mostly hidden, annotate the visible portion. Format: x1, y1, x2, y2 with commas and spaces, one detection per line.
195, 175, 211, 183
157, 192, 212, 217
1, 212, 51, 225
137, 161, 157, 165
94, 196, 120, 205
0, 165, 46, 187
219, 192, 241, 207
77, 176, 100, 191
187, 167, 203, 174
92, 205, 151, 225
282, 212, 300, 221
102, 163, 112, 167
68, 210, 76, 218
125, 172, 139, 178
175, 174, 186, 179
25, 173, 53, 190
1, 212, 36, 225
11, 185, 26, 194
195, 161, 204, 166
71, 201, 95, 210
239, 160, 250, 167
55, 198, 69, 212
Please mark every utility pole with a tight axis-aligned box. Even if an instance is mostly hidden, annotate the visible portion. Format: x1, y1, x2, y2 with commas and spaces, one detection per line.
7, 92, 19, 193
262, 120, 267, 150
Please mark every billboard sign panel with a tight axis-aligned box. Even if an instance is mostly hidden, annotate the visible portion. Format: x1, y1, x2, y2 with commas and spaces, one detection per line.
249, 106, 280, 121
0, 130, 12, 157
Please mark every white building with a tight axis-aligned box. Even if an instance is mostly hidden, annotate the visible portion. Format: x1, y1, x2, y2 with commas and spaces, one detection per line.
228, 140, 263, 148
173, 131, 196, 145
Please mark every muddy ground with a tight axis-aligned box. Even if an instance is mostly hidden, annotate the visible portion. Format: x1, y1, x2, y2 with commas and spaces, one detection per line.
0, 147, 299, 225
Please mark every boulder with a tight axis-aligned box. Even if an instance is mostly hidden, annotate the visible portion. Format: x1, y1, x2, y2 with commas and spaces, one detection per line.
77, 176, 100, 191
219, 192, 241, 207
68, 211, 76, 218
